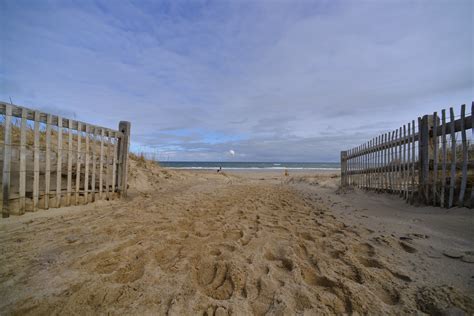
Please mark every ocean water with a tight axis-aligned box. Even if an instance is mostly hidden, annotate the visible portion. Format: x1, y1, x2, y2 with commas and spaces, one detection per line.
159, 161, 340, 171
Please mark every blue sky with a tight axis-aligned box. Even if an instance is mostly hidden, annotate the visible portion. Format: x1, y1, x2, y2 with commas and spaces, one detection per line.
1, 0, 472, 162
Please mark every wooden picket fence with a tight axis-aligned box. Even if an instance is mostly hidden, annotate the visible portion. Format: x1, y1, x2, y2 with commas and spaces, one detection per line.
0, 101, 131, 218
340, 102, 474, 208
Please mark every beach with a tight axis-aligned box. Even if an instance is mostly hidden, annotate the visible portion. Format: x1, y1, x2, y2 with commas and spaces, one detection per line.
0, 159, 473, 315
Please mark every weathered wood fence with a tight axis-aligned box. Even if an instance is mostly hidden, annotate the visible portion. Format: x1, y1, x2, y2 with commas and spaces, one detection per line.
341, 102, 474, 208
0, 101, 131, 218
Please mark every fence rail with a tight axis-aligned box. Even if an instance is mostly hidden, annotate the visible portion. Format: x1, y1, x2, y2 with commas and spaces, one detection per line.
0, 101, 131, 218
341, 102, 474, 208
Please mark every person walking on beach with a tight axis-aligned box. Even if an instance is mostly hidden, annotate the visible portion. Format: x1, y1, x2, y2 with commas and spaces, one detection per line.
217, 166, 222, 173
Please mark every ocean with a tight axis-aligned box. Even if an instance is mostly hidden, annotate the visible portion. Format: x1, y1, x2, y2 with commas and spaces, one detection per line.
159, 161, 340, 171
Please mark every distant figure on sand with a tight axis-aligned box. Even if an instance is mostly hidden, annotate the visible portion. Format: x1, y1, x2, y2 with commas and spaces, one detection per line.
285, 169, 289, 177
217, 166, 222, 173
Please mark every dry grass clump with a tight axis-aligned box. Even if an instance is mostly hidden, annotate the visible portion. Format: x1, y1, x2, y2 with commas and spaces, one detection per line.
129, 152, 160, 168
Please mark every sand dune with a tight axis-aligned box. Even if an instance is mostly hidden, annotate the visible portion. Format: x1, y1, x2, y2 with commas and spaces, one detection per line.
0, 159, 473, 315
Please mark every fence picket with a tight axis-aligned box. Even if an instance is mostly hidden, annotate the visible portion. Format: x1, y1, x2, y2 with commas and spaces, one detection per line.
441, 110, 447, 208
347, 149, 350, 185
385, 133, 389, 190
360, 145, 363, 187
105, 132, 111, 199
67, 119, 73, 206
398, 127, 402, 194
362, 144, 364, 187
45, 114, 52, 209
350, 148, 355, 186
365, 142, 368, 189
458, 104, 468, 206
471, 102, 474, 208
410, 120, 415, 204
406, 123, 411, 201
370, 139, 373, 189
19, 108, 27, 214
448, 108, 456, 208
57, 116, 63, 207
381, 133, 384, 190
33, 111, 40, 211
376, 136, 380, 191
419, 116, 430, 204
75, 122, 82, 205
403, 125, 407, 199
394, 130, 398, 191
432, 112, 438, 206
84, 125, 90, 204
350, 148, 354, 186
372, 139, 375, 188
360, 145, 362, 187
112, 133, 117, 198
2, 105, 12, 217
99, 128, 104, 199
91, 127, 97, 202
389, 131, 393, 191
357, 146, 360, 187
355, 147, 358, 187
364, 143, 367, 189
353, 148, 355, 186
354, 147, 360, 188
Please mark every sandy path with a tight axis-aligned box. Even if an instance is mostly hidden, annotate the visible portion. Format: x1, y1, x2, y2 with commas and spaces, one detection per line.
0, 162, 473, 315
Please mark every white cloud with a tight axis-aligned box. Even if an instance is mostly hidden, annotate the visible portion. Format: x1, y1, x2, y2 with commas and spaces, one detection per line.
1, 0, 472, 161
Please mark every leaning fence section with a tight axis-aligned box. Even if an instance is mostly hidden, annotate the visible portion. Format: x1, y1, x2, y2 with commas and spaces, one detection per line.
341, 102, 474, 208
0, 102, 131, 218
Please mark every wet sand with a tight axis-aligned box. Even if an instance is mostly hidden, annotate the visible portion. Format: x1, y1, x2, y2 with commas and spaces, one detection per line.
0, 160, 473, 314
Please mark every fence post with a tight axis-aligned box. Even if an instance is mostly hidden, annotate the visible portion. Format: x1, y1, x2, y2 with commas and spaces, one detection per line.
418, 115, 429, 204
418, 114, 438, 204
340, 151, 347, 187
118, 121, 131, 197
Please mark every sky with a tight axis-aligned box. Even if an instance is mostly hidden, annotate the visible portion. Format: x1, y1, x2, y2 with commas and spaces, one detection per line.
1, 0, 473, 162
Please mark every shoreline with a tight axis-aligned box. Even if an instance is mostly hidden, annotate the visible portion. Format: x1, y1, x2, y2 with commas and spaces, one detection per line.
164, 167, 340, 173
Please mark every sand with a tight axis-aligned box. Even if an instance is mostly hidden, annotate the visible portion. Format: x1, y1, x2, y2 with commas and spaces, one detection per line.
0, 160, 473, 315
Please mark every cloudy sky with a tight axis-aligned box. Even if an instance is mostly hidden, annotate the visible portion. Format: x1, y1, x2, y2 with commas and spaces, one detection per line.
1, 0, 472, 162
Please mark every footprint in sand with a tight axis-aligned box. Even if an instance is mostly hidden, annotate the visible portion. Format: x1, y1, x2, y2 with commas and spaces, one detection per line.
264, 251, 294, 272
240, 233, 253, 246
399, 241, 417, 253
300, 270, 350, 313
301, 267, 319, 286
113, 258, 146, 284
247, 275, 287, 315
352, 242, 376, 257
216, 242, 237, 253
373, 284, 401, 306
92, 249, 146, 284
301, 266, 338, 289
357, 257, 385, 269
351, 242, 388, 269
195, 259, 246, 300
155, 246, 183, 271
